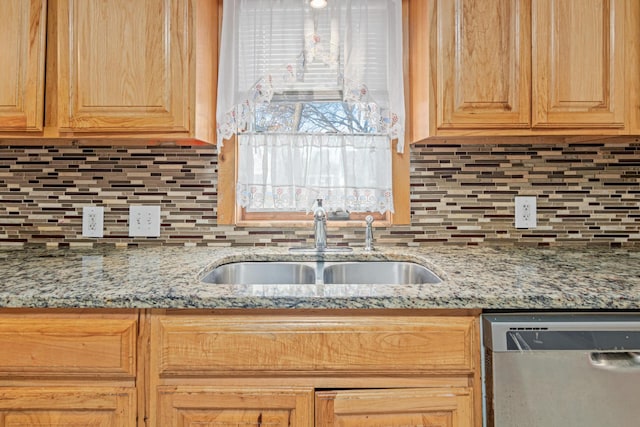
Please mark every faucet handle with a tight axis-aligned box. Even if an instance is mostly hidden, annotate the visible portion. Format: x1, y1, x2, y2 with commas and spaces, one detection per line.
314, 199, 326, 221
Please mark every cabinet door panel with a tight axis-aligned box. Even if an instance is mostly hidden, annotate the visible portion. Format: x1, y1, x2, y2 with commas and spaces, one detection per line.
628, 0, 640, 133
316, 388, 473, 427
533, 0, 624, 128
437, 0, 531, 129
0, 0, 46, 132
157, 387, 314, 427
0, 387, 136, 427
56, 0, 191, 132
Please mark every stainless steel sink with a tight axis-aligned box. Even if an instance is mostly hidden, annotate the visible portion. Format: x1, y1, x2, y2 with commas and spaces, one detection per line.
323, 261, 441, 284
200, 260, 441, 285
200, 262, 316, 285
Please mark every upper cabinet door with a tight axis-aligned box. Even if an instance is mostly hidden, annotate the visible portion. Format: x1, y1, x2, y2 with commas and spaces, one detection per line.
436, 0, 531, 129
55, 0, 191, 133
0, 0, 46, 132
532, 0, 625, 128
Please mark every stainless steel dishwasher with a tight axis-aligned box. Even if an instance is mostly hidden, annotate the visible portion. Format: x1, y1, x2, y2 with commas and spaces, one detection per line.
483, 313, 640, 427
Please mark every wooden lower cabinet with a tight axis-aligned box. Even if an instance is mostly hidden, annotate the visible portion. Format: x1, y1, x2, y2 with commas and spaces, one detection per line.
0, 309, 138, 427
0, 309, 480, 426
316, 388, 473, 427
154, 386, 472, 427
0, 387, 136, 426
157, 387, 314, 427
149, 310, 482, 427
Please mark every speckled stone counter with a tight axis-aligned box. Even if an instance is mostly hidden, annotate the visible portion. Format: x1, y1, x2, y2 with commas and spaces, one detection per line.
1, 246, 639, 310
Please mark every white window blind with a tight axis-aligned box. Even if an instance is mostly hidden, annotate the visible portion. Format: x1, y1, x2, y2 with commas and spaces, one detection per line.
240, 2, 342, 93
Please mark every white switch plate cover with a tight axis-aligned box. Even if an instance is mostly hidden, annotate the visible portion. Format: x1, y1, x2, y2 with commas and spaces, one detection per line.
82, 206, 104, 238
515, 196, 537, 229
129, 205, 161, 237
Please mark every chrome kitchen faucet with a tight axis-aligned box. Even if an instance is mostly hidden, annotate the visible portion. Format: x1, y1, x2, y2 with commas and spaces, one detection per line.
289, 199, 353, 253
313, 199, 327, 251
364, 215, 374, 251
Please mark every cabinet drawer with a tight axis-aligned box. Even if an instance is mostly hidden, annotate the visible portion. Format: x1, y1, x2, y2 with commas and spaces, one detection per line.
0, 311, 137, 378
0, 387, 136, 426
154, 314, 476, 376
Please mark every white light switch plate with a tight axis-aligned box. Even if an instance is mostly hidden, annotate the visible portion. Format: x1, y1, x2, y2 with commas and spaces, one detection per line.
82, 206, 104, 238
515, 196, 537, 229
129, 205, 161, 237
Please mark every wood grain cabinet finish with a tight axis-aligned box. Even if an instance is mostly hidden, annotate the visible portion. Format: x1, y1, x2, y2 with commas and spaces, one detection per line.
532, 0, 625, 129
316, 388, 473, 427
0, 309, 480, 427
0, 0, 217, 142
412, 0, 631, 139
52, 0, 191, 133
628, 0, 640, 133
153, 314, 475, 376
0, 387, 136, 427
435, 0, 531, 130
149, 311, 480, 427
0, 0, 47, 132
157, 387, 314, 427
0, 310, 138, 427
0, 311, 137, 378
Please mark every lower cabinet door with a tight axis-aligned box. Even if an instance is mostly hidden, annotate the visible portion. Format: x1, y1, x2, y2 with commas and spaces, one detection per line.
156, 386, 314, 427
0, 387, 136, 426
315, 388, 473, 427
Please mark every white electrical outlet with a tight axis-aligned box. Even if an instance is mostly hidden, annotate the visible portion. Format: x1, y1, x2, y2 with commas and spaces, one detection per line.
82, 206, 104, 238
129, 205, 161, 237
515, 196, 537, 229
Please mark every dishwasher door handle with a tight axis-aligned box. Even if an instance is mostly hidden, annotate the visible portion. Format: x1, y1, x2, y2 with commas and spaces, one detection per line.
589, 351, 640, 371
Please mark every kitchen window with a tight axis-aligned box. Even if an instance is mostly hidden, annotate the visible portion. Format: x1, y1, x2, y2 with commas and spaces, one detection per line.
216, 0, 408, 226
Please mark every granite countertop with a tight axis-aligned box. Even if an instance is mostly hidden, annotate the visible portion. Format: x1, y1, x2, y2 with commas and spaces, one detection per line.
1, 245, 639, 310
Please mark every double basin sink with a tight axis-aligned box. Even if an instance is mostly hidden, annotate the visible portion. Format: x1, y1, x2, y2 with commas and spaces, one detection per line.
200, 261, 442, 285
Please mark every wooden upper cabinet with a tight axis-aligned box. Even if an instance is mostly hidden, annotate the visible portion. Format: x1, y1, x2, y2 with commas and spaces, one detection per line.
436, 0, 531, 130
410, 0, 632, 140
53, 0, 191, 133
0, 0, 217, 142
628, 0, 640, 133
532, 0, 625, 129
0, 0, 47, 132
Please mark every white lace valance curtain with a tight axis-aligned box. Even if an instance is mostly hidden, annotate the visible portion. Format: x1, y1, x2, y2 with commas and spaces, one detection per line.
237, 134, 394, 213
216, 0, 405, 150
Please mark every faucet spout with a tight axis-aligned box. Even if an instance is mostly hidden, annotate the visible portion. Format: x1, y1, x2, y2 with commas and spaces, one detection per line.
314, 199, 327, 251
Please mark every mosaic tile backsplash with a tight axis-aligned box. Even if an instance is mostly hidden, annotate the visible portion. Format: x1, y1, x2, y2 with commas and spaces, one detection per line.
1, 138, 639, 248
